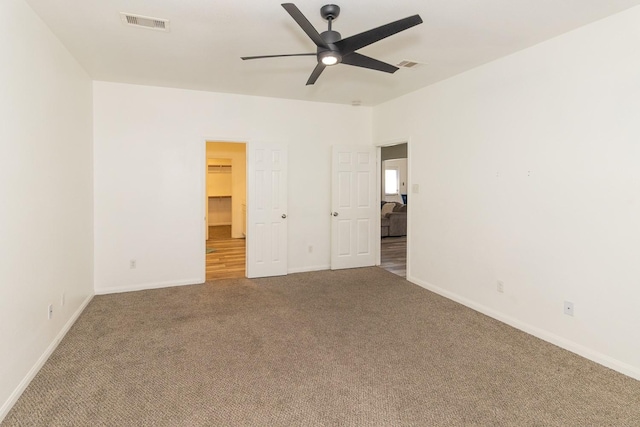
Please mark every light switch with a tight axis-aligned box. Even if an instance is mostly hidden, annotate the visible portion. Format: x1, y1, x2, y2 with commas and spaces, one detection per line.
412, 184, 420, 194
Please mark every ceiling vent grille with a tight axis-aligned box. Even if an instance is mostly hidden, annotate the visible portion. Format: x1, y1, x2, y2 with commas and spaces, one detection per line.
120, 13, 170, 31
396, 60, 422, 69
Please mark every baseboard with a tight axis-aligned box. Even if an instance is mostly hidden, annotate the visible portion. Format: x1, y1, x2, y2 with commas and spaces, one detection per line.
0, 293, 93, 423
407, 275, 640, 381
94, 277, 204, 295
287, 265, 330, 274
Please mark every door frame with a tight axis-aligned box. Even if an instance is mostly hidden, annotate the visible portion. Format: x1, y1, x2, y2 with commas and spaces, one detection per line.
375, 138, 411, 277
201, 137, 249, 279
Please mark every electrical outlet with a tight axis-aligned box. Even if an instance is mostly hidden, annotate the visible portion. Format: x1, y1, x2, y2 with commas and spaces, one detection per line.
564, 301, 574, 316
130, 259, 137, 269
497, 280, 504, 293
48, 304, 53, 320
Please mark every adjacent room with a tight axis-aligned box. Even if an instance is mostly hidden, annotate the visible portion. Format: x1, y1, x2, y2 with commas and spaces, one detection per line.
380, 143, 408, 277
2, 0, 640, 424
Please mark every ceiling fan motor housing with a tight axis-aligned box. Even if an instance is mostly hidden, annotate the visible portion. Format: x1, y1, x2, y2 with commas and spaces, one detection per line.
318, 30, 342, 64
320, 30, 341, 44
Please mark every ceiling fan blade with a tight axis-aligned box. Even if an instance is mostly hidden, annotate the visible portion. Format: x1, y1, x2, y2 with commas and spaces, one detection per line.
306, 63, 326, 85
341, 52, 398, 73
241, 53, 316, 60
282, 3, 328, 48
334, 15, 423, 55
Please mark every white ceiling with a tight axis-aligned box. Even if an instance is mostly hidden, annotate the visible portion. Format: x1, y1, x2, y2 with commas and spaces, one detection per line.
25, 0, 640, 106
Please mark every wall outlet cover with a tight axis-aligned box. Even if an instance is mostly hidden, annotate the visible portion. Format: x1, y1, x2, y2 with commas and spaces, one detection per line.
564, 301, 574, 316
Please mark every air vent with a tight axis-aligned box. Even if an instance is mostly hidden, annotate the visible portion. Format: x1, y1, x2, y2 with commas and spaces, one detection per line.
120, 13, 170, 31
396, 60, 422, 69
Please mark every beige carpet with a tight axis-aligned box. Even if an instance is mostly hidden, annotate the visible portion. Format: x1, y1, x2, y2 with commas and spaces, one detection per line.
4, 268, 640, 426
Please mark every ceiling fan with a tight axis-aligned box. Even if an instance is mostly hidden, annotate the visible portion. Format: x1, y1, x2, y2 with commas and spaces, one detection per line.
241, 3, 423, 85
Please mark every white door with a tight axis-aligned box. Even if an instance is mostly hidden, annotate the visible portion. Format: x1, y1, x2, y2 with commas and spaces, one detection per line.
247, 143, 288, 278
331, 145, 377, 270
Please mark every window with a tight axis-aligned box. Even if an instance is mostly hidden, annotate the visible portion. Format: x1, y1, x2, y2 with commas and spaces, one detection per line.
385, 168, 400, 195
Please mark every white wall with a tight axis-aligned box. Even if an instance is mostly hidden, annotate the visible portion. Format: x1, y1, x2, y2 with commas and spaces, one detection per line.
373, 6, 640, 379
93, 82, 372, 292
0, 0, 94, 420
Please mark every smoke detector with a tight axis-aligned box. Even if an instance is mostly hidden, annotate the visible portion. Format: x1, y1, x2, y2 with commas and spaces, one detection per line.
120, 13, 170, 32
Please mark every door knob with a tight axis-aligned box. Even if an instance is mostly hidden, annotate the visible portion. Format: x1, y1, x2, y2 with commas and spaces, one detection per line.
332, 212, 339, 217
282, 214, 287, 219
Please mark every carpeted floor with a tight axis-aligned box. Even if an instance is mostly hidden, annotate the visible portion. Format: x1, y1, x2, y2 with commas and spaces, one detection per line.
4, 267, 640, 426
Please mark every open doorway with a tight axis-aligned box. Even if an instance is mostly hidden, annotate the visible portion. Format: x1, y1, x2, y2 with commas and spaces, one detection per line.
379, 143, 408, 278
205, 141, 247, 280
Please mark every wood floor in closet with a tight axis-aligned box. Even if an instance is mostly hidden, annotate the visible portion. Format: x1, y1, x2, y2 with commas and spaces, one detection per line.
206, 225, 245, 281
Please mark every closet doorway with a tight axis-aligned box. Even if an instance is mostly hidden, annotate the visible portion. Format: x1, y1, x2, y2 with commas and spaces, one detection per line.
205, 141, 247, 280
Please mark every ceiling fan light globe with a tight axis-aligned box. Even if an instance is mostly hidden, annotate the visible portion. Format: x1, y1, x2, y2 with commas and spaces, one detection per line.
319, 51, 341, 66
322, 56, 338, 65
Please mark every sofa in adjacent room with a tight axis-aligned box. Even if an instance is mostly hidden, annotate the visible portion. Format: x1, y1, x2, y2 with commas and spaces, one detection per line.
380, 201, 407, 237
